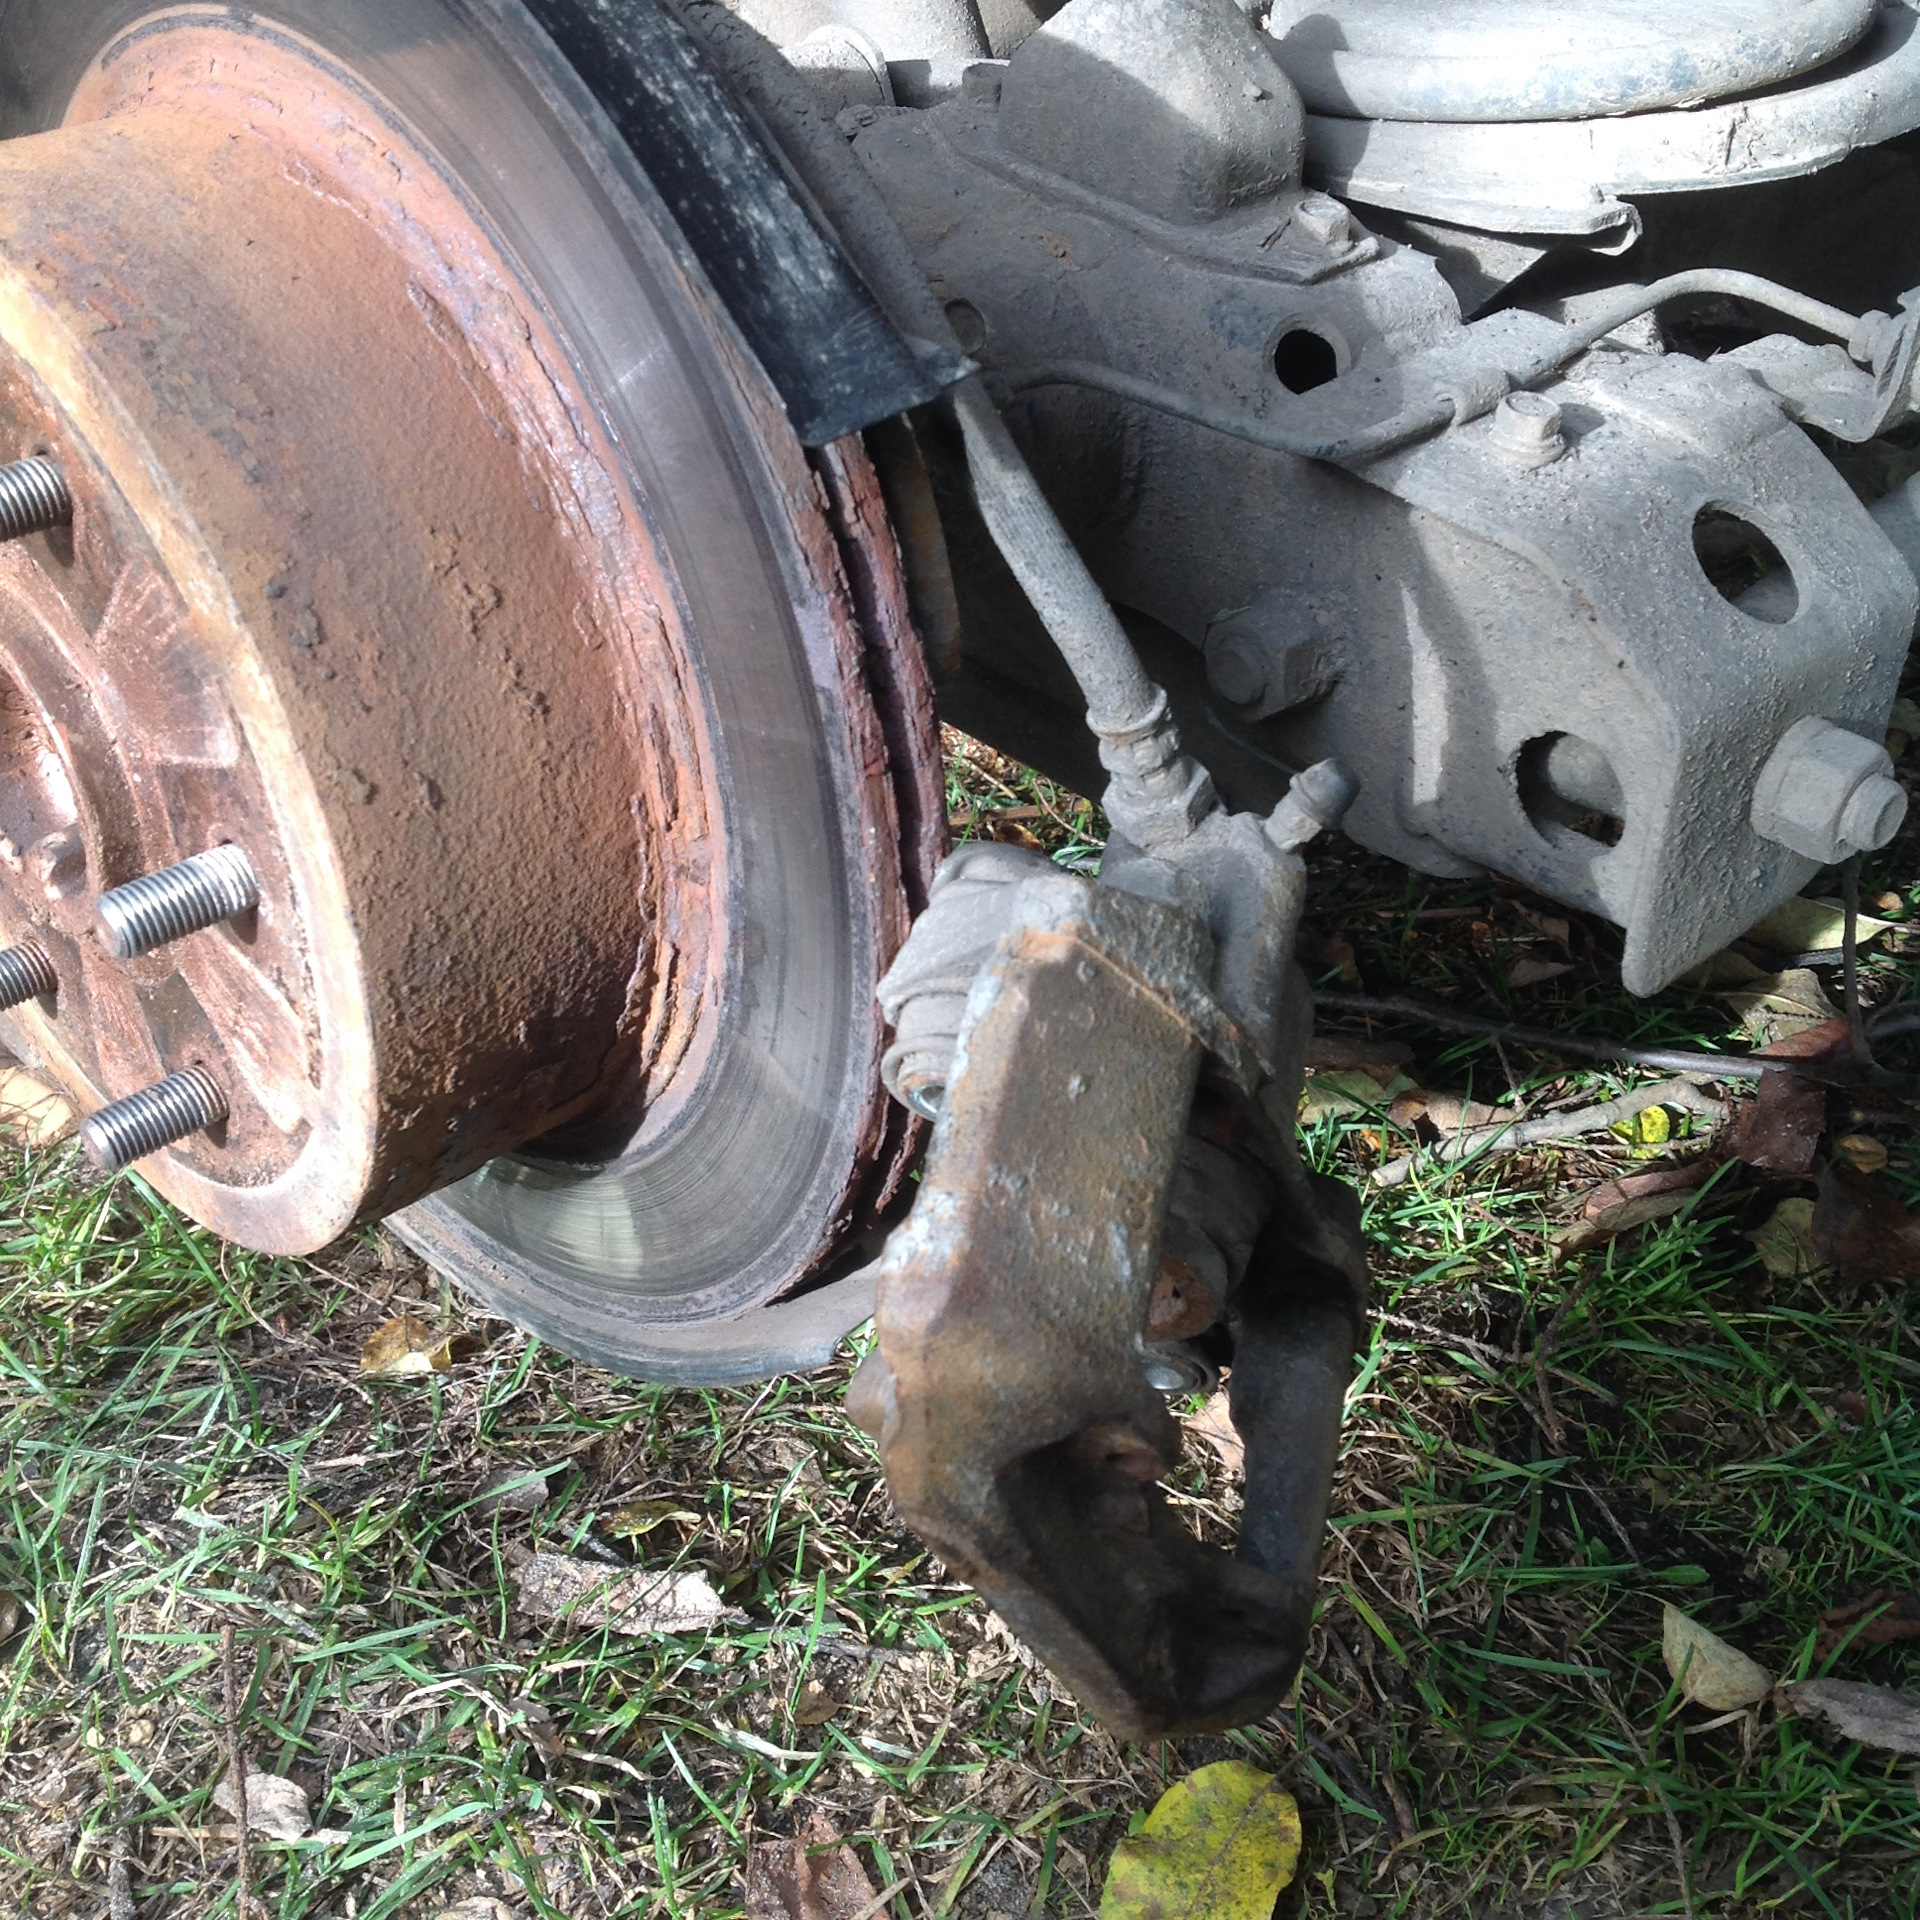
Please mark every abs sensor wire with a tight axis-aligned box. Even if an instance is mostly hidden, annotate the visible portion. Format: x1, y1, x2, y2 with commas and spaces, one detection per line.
1006, 268, 1872, 465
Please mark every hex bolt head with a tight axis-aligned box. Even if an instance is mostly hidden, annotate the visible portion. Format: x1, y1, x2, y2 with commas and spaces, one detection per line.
1751, 716, 1908, 863
81, 1066, 228, 1172
1489, 391, 1567, 467
1203, 630, 1271, 708
96, 845, 259, 959
0, 940, 56, 1010
0, 457, 70, 542
1292, 193, 1351, 249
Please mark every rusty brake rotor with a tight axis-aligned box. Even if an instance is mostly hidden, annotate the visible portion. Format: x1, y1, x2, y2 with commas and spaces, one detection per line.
0, 0, 942, 1369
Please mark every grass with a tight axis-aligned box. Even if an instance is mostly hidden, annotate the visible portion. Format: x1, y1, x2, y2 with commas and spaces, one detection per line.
0, 728, 1916, 1918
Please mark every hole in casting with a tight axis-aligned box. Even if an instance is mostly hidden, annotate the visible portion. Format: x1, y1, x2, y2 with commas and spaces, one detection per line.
1518, 731, 1625, 847
1273, 328, 1340, 395
1693, 506, 1797, 621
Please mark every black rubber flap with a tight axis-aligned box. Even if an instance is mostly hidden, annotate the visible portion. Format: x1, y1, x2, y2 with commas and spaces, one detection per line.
526, 0, 936, 443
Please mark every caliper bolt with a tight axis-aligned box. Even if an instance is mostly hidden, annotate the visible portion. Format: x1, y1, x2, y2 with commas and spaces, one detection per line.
0, 457, 70, 541
81, 1067, 229, 1171
1750, 716, 1908, 863
95, 846, 259, 959
1489, 391, 1566, 467
0, 940, 56, 1009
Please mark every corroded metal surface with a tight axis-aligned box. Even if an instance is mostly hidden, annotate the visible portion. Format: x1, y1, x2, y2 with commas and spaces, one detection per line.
852, 871, 1363, 1736
0, 5, 941, 1290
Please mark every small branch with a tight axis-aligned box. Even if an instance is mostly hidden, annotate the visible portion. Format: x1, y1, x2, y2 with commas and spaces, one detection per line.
1315, 991, 1767, 1081
1371, 1080, 1724, 1189
220, 1623, 254, 1920
1843, 855, 1872, 1065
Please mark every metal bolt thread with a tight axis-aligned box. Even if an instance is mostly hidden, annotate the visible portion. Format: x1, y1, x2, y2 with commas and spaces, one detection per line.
96, 845, 259, 959
0, 941, 56, 1009
0, 458, 70, 541
81, 1067, 228, 1172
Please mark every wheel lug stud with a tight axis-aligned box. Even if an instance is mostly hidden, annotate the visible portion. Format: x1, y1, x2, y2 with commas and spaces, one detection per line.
0, 940, 56, 1009
0, 457, 70, 541
96, 846, 259, 959
81, 1067, 229, 1171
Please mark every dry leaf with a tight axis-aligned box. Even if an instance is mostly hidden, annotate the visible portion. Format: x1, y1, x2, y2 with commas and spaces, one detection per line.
1747, 1198, 1823, 1279
512, 1551, 742, 1635
1554, 1191, 1695, 1256
431, 1900, 516, 1920
1730, 1069, 1827, 1176
1718, 968, 1839, 1045
1184, 1391, 1243, 1477
0, 1068, 73, 1147
1513, 905, 1572, 946
602, 1497, 704, 1539
1835, 1133, 1890, 1174
1581, 1162, 1716, 1218
793, 1681, 842, 1727
1388, 1090, 1499, 1141
1099, 1760, 1301, 1919
212, 1770, 320, 1843
1303, 1035, 1413, 1081
1299, 1069, 1416, 1123
359, 1313, 469, 1378
1506, 955, 1573, 988
0, 1592, 23, 1640
745, 1809, 879, 1920
1744, 896, 1892, 956
603, 1497, 702, 1536
1811, 1162, 1920, 1289
1776, 1678, 1920, 1754
1816, 1590, 1920, 1659
1661, 1605, 1771, 1709
471, 1467, 552, 1514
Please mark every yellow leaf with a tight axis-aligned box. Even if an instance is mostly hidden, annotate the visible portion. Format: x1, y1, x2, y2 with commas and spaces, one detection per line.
1661, 1604, 1771, 1710
1746, 1197, 1823, 1279
1744, 896, 1892, 957
601, 1498, 703, 1538
1099, 1760, 1301, 1920
1836, 1133, 1890, 1175
359, 1313, 464, 1378
1634, 1104, 1671, 1149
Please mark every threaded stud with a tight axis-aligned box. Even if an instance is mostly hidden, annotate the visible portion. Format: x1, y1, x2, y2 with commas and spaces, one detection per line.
81, 1067, 228, 1171
0, 458, 70, 542
0, 941, 56, 1009
96, 846, 259, 959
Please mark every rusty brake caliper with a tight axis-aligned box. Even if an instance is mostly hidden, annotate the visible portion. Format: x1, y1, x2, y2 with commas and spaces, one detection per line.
850, 759, 1368, 1737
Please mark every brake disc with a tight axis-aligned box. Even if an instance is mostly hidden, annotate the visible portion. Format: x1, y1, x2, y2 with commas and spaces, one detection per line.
0, 0, 941, 1373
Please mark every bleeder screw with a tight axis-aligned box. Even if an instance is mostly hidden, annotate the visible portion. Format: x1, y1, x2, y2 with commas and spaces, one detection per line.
0, 458, 70, 541
96, 846, 259, 959
0, 941, 56, 1009
81, 1067, 229, 1172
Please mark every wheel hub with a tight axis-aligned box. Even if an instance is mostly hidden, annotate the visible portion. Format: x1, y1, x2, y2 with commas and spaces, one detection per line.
0, 3, 939, 1310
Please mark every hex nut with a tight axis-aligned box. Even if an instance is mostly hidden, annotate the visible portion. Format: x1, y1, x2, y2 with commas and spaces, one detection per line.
1750, 716, 1908, 863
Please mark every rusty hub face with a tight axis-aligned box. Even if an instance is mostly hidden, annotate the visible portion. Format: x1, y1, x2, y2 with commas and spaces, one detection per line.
0, 2, 941, 1306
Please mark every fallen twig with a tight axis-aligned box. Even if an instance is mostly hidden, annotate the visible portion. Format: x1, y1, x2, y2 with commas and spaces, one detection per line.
1314, 991, 1767, 1081
220, 1622, 253, 1920
1371, 1079, 1725, 1188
